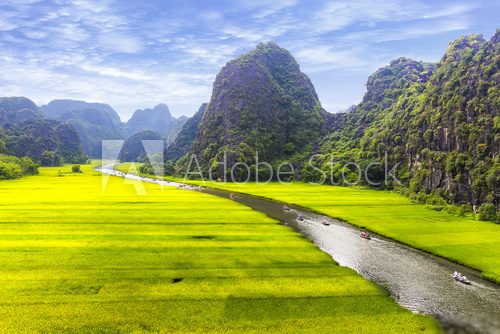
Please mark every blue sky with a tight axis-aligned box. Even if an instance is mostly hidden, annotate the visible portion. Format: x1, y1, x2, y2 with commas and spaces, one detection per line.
0, 0, 498, 120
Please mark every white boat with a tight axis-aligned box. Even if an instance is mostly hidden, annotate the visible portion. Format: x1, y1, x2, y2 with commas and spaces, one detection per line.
451, 272, 471, 285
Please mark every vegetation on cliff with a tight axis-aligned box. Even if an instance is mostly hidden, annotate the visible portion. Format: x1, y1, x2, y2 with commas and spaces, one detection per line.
179, 42, 328, 180
305, 32, 499, 213
0, 97, 86, 165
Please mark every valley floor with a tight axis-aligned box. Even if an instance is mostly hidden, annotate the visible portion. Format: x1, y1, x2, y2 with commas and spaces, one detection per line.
185, 181, 500, 283
114, 163, 500, 283
0, 164, 436, 333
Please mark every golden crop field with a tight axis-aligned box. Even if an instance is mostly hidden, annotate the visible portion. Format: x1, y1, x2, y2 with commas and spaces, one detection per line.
0, 164, 437, 333
116, 162, 500, 283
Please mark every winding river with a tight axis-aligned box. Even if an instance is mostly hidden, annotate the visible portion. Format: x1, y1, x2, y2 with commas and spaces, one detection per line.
98, 165, 500, 334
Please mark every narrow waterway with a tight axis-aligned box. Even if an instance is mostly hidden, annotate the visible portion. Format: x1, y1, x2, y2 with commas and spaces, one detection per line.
98, 165, 500, 334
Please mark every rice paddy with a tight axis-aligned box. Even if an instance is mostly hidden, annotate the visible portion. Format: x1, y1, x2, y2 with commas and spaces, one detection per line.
0, 164, 437, 333
167, 179, 500, 283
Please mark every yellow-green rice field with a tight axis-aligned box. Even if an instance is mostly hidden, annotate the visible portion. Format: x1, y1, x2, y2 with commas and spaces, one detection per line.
115, 162, 500, 283
0, 164, 437, 333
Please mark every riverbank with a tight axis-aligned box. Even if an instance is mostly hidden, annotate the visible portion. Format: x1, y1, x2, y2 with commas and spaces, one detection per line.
110, 164, 500, 332
198, 182, 500, 284
0, 164, 437, 333
114, 163, 500, 283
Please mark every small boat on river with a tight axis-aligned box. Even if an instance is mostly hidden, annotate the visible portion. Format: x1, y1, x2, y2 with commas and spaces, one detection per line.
321, 219, 330, 226
360, 232, 371, 240
452, 271, 471, 285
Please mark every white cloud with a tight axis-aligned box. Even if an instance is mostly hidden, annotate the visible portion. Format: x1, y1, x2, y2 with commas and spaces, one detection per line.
97, 32, 143, 54
0, 0, 493, 118
341, 19, 470, 43
22, 29, 48, 39
421, 4, 478, 19
312, 0, 421, 33
79, 64, 152, 80
250, 0, 298, 18
293, 45, 371, 72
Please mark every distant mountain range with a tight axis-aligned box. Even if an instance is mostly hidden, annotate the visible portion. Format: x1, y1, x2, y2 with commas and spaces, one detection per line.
125, 103, 187, 141
0, 97, 86, 164
40, 100, 187, 157
0, 97, 189, 161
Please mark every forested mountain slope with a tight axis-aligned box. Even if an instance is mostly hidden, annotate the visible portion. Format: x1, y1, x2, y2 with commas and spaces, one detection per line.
316, 32, 499, 208
180, 42, 328, 179
0, 97, 86, 165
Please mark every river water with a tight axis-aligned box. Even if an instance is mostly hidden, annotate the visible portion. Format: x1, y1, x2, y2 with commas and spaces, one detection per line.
98, 165, 500, 333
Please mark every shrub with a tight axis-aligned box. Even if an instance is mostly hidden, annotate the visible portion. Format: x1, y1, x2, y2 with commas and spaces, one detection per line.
19, 157, 39, 175
0, 155, 38, 179
425, 194, 447, 206
478, 203, 498, 222
41, 151, 56, 166
72, 165, 81, 173
164, 161, 175, 176
0, 161, 22, 180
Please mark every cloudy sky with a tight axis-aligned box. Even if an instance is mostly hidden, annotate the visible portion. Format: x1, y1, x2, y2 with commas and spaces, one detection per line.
0, 0, 498, 120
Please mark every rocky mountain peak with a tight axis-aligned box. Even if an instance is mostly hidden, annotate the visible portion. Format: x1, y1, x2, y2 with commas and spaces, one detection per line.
181, 42, 327, 178
361, 57, 434, 109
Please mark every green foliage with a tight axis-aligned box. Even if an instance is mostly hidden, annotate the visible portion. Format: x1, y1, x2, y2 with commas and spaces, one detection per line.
0, 128, 5, 154
178, 43, 327, 179
0, 154, 38, 179
72, 164, 81, 173
0, 97, 86, 164
2, 119, 86, 164
0, 161, 22, 180
138, 152, 168, 176
318, 32, 499, 208
39, 151, 54, 166
163, 160, 175, 176
478, 203, 499, 223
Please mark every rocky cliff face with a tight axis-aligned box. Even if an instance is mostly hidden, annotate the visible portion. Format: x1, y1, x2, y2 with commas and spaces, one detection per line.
403, 32, 499, 206
318, 31, 499, 208
165, 103, 206, 161
182, 42, 328, 178
322, 57, 435, 149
